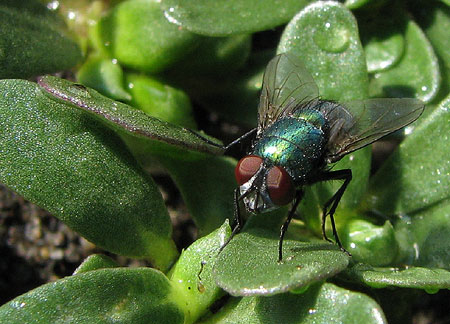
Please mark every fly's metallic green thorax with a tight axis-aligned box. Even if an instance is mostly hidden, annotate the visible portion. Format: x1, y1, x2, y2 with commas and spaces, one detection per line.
252, 109, 328, 184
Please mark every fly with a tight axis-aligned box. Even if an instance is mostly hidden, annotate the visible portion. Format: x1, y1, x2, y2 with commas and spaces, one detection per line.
203, 53, 425, 262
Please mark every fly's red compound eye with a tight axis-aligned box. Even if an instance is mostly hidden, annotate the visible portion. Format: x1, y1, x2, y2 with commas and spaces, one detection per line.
235, 155, 263, 185
267, 166, 295, 206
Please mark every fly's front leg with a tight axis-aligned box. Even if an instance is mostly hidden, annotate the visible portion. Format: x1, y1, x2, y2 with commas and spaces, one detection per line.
219, 188, 243, 254
223, 128, 257, 152
278, 190, 304, 262
186, 128, 257, 152
319, 169, 352, 255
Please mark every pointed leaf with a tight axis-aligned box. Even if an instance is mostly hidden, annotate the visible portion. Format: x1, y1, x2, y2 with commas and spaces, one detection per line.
0, 79, 177, 270
38, 75, 223, 155
0, 268, 184, 324
214, 230, 349, 296
73, 254, 119, 274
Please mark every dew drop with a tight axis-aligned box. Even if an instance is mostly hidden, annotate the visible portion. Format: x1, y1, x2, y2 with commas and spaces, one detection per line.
404, 126, 414, 135
47, 1, 59, 10
67, 11, 76, 20
413, 242, 420, 260
425, 287, 439, 294
164, 9, 181, 25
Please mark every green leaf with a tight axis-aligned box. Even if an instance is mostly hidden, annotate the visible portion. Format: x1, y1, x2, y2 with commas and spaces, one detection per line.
201, 282, 386, 324
73, 254, 119, 274
413, 2, 450, 104
0, 268, 184, 324
344, 0, 387, 10
175, 51, 271, 127
38, 75, 223, 155
278, 1, 371, 212
0, 0, 82, 78
342, 220, 398, 266
169, 221, 231, 324
345, 264, 450, 291
369, 17, 440, 103
117, 134, 236, 237
394, 199, 450, 269
160, 0, 314, 36
278, 1, 369, 101
214, 230, 349, 296
95, 0, 200, 73
366, 95, 450, 215
125, 73, 197, 129
0, 79, 177, 270
167, 34, 252, 76
76, 56, 132, 102
358, 8, 406, 73
412, 3, 450, 70
162, 155, 236, 235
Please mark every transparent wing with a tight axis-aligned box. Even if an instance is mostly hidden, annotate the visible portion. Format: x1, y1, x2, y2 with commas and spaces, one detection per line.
323, 98, 425, 163
257, 53, 319, 133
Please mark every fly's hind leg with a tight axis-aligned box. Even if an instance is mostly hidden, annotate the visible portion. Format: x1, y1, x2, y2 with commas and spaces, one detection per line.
319, 169, 352, 255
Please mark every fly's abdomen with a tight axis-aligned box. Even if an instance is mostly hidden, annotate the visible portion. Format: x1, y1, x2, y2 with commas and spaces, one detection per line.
252, 114, 326, 183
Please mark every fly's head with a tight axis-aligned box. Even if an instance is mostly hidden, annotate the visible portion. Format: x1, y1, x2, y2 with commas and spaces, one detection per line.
235, 155, 295, 213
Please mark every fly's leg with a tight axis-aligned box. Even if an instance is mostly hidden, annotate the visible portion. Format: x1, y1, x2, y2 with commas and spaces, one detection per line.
223, 128, 257, 152
218, 188, 244, 254
186, 128, 257, 152
278, 190, 304, 262
319, 169, 352, 255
